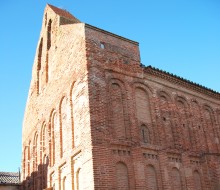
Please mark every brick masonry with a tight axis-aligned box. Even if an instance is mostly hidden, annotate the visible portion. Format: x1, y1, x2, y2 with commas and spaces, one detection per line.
21, 4, 220, 190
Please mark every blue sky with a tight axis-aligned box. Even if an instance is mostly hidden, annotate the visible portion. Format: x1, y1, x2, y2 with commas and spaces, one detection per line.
0, 0, 219, 172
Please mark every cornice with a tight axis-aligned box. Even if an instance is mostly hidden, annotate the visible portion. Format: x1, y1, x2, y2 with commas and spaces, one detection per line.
144, 65, 220, 100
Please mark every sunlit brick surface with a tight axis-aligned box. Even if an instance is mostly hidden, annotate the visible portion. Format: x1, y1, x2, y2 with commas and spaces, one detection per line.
22, 4, 220, 190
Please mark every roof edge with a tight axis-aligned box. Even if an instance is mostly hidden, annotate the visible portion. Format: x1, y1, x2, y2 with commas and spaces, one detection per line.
85, 23, 139, 46
144, 65, 220, 100
47, 4, 81, 23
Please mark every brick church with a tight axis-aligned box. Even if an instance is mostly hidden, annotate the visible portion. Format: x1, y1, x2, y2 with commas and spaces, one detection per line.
21, 4, 220, 190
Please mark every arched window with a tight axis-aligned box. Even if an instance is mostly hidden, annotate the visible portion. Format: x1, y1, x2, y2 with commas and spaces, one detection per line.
140, 125, 150, 143
146, 165, 158, 190
171, 168, 182, 190
193, 170, 202, 190
116, 162, 129, 190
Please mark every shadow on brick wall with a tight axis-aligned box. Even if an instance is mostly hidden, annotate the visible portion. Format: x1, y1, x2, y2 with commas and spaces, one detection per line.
21, 157, 49, 190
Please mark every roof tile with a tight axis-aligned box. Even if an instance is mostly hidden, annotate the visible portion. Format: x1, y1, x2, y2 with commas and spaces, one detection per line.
0, 172, 20, 184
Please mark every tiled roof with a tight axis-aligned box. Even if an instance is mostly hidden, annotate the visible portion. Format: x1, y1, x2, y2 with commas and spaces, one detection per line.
0, 172, 20, 185
144, 65, 220, 99
47, 4, 80, 22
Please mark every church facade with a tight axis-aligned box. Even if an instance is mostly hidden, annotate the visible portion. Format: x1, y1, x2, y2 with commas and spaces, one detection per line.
22, 4, 220, 190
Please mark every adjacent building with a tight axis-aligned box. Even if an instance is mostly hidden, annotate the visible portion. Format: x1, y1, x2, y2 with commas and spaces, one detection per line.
0, 172, 20, 190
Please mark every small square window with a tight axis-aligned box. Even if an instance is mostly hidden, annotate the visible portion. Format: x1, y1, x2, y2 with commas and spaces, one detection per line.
100, 43, 105, 49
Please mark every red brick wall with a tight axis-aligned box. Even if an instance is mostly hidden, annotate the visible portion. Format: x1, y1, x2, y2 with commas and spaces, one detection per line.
85, 22, 220, 190
22, 5, 220, 190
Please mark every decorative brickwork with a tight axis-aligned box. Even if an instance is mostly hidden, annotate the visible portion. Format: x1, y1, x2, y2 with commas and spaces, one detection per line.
22, 4, 220, 190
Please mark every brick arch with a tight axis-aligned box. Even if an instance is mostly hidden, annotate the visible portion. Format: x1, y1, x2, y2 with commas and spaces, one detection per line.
108, 78, 127, 139
108, 78, 125, 86
175, 95, 189, 109
193, 170, 202, 190
115, 161, 130, 190
171, 167, 182, 190
157, 90, 172, 102
145, 164, 158, 190
133, 82, 153, 95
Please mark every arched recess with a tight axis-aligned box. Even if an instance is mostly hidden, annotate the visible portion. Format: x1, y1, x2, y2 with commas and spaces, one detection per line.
71, 82, 81, 147
135, 86, 152, 124
157, 90, 174, 147
116, 162, 130, 190
146, 165, 158, 190
23, 147, 27, 179
42, 154, 48, 190
76, 168, 83, 190
217, 110, 220, 126
203, 105, 217, 151
60, 96, 71, 157
28, 141, 31, 175
204, 106, 214, 126
47, 19, 52, 50
33, 132, 38, 171
46, 19, 52, 83
171, 168, 182, 190
37, 38, 43, 94
193, 170, 202, 190
49, 110, 57, 166
62, 176, 67, 190
191, 100, 207, 151
70, 82, 75, 148
40, 122, 47, 161
109, 79, 127, 139
175, 96, 191, 149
